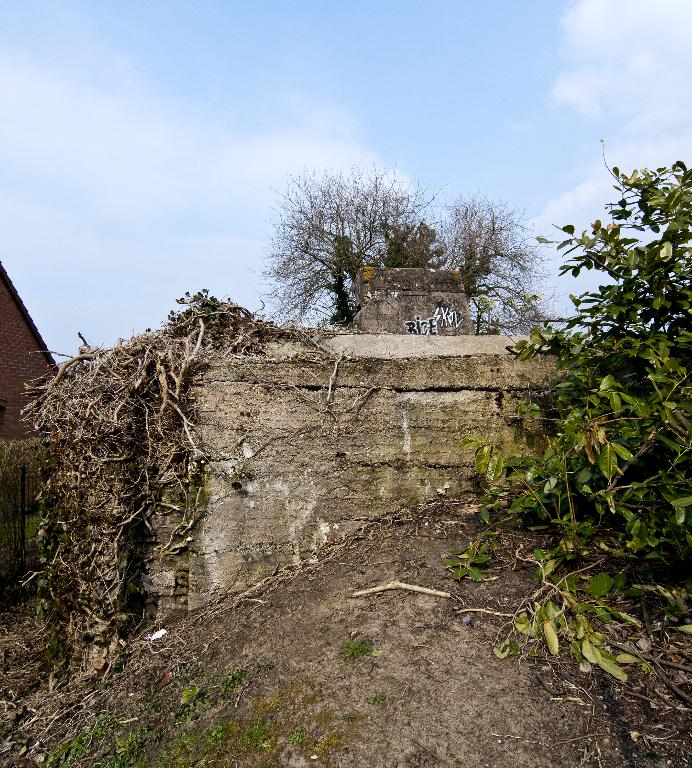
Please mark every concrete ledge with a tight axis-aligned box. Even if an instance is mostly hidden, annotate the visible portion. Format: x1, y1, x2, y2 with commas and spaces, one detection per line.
319, 334, 526, 359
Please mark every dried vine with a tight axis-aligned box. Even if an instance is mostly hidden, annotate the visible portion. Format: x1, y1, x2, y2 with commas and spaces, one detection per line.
24, 292, 291, 677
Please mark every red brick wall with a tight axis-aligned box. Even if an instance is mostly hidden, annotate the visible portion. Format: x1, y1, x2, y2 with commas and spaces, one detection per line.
0, 275, 54, 439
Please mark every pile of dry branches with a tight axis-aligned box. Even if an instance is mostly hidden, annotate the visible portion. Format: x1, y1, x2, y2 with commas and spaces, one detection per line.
25, 292, 290, 677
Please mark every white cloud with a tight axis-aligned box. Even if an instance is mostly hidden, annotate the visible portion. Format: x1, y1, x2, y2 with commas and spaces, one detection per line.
553, 0, 692, 124
536, 0, 692, 308
0, 50, 382, 352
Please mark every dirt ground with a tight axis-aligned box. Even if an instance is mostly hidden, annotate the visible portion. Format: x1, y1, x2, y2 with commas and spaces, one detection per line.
1, 500, 690, 768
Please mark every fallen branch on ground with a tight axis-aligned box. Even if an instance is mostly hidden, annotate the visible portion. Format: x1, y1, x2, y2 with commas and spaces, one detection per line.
453, 607, 514, 618
350, 580, 451, 598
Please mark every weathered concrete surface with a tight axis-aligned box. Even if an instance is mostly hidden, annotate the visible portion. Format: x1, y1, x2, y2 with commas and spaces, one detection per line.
319, 333, 527, 359
150, 334, 554, 613
354, 267, 473, 335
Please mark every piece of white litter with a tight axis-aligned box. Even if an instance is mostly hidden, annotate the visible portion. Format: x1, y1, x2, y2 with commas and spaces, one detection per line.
310, 756, 318, 761
147, 628, 168, 641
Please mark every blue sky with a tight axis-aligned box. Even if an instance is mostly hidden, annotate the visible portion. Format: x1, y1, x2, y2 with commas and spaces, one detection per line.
1, 0, 690, 354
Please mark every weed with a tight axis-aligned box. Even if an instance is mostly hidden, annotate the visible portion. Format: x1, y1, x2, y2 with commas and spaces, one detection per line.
162, 718, 240, 766
202, 718, 238, 752
243, 720, 272, 750
103, 727, 149, 768
180, 686, 201, 705
288, 728, 308, 746
370, 694, 387, 706
340, 638, 373, 660
175, 686, 207, 724
219, 668, 247, 697
316, 731, 343, 756
46, 717, 110, 767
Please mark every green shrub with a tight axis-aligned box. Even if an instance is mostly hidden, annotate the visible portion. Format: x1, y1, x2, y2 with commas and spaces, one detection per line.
510, 162, 691, 568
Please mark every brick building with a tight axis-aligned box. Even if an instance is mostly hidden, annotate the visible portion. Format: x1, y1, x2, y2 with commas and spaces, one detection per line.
0, 261, 54, 439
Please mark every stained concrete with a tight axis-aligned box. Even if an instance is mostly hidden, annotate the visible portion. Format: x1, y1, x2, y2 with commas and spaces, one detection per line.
354, 267, 473, 335
149, 333, 554, 613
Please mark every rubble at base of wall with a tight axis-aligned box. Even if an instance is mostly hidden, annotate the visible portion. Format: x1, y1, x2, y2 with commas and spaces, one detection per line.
146, 333, 555, 615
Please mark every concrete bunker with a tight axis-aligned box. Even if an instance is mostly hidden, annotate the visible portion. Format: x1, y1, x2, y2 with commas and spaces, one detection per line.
147, 331, 554, 614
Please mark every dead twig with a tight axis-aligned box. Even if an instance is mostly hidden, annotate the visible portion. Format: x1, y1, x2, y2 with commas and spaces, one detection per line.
350, 580, 451, 599
609, 641, 692, 707
454, 607, 514, 618
325, 354, 343, 405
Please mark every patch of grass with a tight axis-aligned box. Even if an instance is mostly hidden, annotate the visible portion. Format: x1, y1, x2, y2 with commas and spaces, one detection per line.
315, 731, 344, 756
342, 712, 362, 726
243, 720, 272, 750
141, 667, 356, 768
340, 638, 373, 660
288, 728, 308, 746
369, 694, 387, 706
161, 718, 240, 767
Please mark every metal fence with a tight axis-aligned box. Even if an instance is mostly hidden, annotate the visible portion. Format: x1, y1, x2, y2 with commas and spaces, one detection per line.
0, 462, 40, 587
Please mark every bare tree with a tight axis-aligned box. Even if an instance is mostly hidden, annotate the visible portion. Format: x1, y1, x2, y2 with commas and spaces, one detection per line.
439, 195, 550, 334
265, 166, 442, 326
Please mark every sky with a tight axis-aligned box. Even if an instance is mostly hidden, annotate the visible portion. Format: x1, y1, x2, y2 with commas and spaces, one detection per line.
1, 0, 690, 355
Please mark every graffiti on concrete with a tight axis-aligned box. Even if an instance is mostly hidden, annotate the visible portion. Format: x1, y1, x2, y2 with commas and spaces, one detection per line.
432, 304, 466, 330
403, 316, 437, 335
403, 304, 466, 335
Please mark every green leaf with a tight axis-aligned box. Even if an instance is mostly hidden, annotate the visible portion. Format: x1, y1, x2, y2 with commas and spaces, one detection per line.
585, 573, 614, 596
581, 638, 600, 664
180, 686, 201, 705
460, 436, 482, 452
612, 443, 633, 461
609, 610, 641, 628
544, 600, 560, 621
467, 567, 484, 582
452, 567, 468, 580
486, 453, 505, 482
675, 624, 692, 634
660, 241, 673, 261
597, 656, 628, 682
668, 496, 692, 525
597, 443, 618, 480
514, 614, 531, 635
543, 620, 559, 655
475, 444, 492, 476
574, 614, 589, 640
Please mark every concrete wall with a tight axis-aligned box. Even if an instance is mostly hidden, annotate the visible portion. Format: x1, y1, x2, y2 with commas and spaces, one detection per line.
148, 334, 554, 613
354, 268, 473, 335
